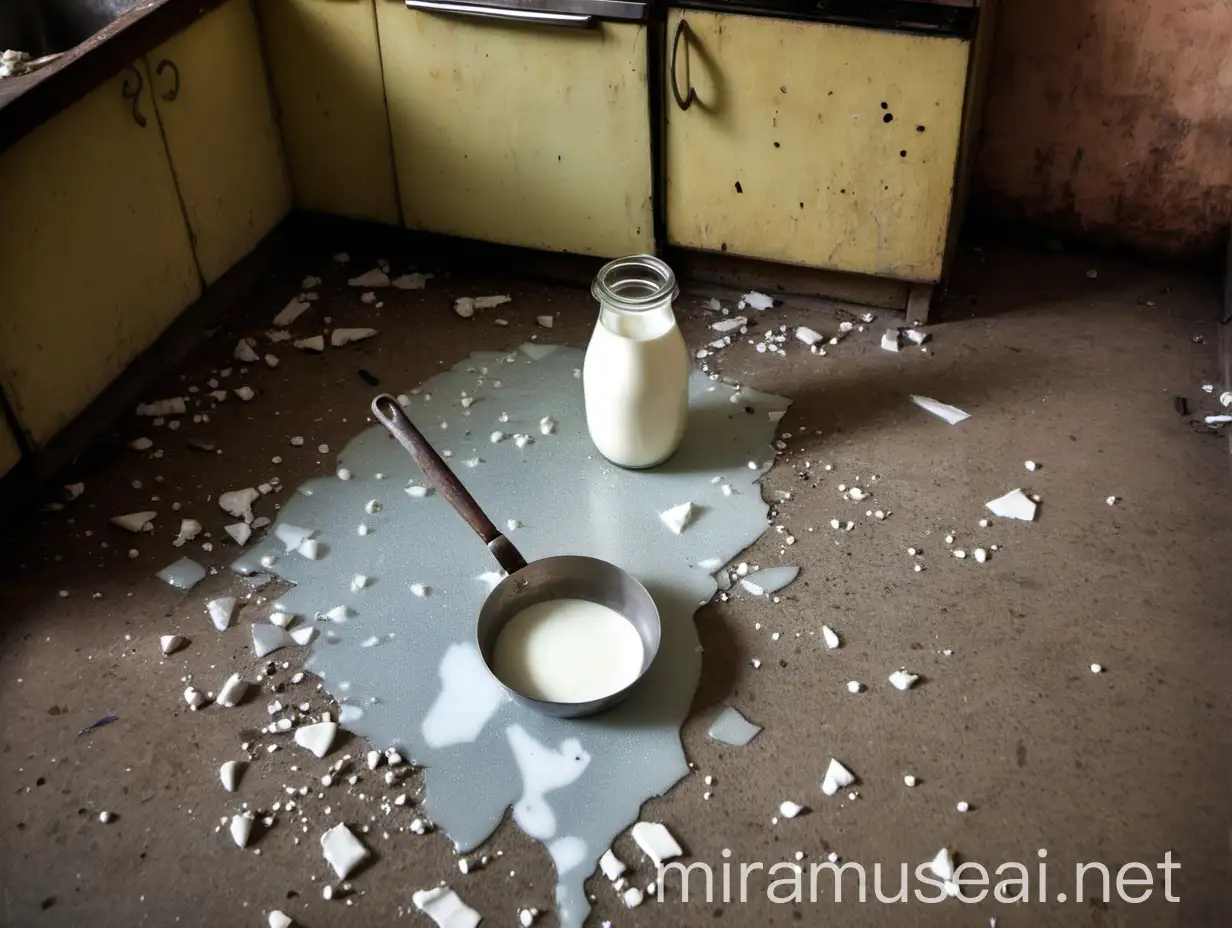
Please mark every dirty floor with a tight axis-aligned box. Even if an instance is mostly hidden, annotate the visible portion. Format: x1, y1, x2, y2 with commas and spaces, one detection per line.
1, 240, 1230, 928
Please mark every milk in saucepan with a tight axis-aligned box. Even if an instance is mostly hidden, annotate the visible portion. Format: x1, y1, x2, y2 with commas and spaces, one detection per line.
583, 255, 689, 468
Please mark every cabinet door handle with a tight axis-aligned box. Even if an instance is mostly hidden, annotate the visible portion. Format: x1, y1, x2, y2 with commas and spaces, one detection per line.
155, 59, 180, 101
121, 64, 146, 127
670, 19, 696, 111
404, 0, 593, 28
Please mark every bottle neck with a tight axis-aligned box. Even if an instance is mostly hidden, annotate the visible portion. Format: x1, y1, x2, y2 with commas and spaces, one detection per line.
592, 254, 679, 340
598, 297, 676, 340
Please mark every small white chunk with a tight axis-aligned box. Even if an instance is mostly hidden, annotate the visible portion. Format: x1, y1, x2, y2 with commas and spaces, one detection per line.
183, 686, 206, 709
820, 758, 855, 796
234, 338, 259, 363
350, 574, 369, 592
489, 430, 505, 443
412, 886, 480, 928
297, 538, 322, 560
1106, 496, 1117, 506
453, 297, 476, 318
1024, 460, 1038, 471
347, 268, 390, 288
985, 488, 1037, 521
953, 549, 966, 560
410, 583, 428, 597
405, 484, 430, 498
207, 597, 237, 631
539, 416, 556, 435
293, 335, 325, 352
252, 623, 297, 658
659, 502, 696, 534
366, 750, 382, 771
889, 669, 919, 691
847, 487, 867, 501
111, 511, 157, 533
225, 523, 252, 546
778, 801, 804, 819
930, 848, 955, 882
1091, 663, 1103, 673
513, 433, 533, 449
294, 722, 338, 759
171, 518, 201, 547
289, 626, 316, 646
846, 681, 862, 693
599, 849, 627, 881
741, 291, 774, 310
956, 801, 970, 813
233, 386, 256, 402
795, 326, 824, 346
220, 760, 242, 792
821, 625, 840, 649
98, 811, 114, 824
321, 823, 369, 879
621, 887, 644, 909
268, 911, 293, 928
973, 548, 987, 563
536, 315, 554, 328
217, 673, 249, 708
219, 488, 259, 523
880, 330, 901, 352
630, 822, 682, 867
903, 775, 917, 787
160, 634, 187, 655
269, 611, 294, 628
230, 812, 254, 847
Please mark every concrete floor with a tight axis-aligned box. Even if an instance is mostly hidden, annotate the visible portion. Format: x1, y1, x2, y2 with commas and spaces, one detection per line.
1, 241, 1229, 928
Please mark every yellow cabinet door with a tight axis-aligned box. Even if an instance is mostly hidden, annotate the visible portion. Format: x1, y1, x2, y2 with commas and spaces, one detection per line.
147, 0, 291, 284
376, 4, 654, 258
666, 10, 970, 283
0, 64, 201, 447
0, 414, 20, 480
259, 0, 400, 224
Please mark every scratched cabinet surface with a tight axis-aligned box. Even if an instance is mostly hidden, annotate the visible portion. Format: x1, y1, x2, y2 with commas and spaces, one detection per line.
0, 65, 200, 447
375, 4, 654, 258
0, 416, 19, 480
259, 0, 400, 224
147, 0, 291, 284
665, 10, 970, 283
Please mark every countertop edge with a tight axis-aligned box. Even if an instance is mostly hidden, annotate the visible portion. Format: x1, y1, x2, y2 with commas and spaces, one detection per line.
0, 0, 229, 158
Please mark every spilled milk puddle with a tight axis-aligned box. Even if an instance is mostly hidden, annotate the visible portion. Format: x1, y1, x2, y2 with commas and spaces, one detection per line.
232, 344, 791, 927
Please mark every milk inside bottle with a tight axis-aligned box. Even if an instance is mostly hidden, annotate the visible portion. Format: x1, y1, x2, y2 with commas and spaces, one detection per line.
583, 255, 689, 468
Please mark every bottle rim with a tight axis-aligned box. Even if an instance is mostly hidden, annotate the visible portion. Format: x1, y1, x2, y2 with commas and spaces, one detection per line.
592, 254, 679, 311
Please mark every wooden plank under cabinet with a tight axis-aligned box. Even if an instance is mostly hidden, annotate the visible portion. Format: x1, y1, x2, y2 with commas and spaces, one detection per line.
259, 0, 401, 224
147, 0, 291, 284
665, 9, 970, 283
0, 65, 201, 447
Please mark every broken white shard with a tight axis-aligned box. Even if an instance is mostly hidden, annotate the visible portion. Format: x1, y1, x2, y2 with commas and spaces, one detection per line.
233, 386, 256, 402
739, 577, 768, 596
930, 848, 955, 882
217, 673, 249, 708
366, 750, 382, 770
704, 700, 758, 744
138, 396, 187, 418
904, 328, 929, 345
324, 605, 352, 622
207, 597, 237, 631
234, 338, 260, 363
795, 326, 824, 346
252, 623, 297, 658
742, 291, 774, 310
230, 812, 254, 848
518, 908, 538, 927
910, 395, 970, 425
846, 681, 863, 693
160, 634, 187, 655
158, 557, 207, 589
513, 433, 533, 449
412, 886, 481, 928
904, 775, 917, 787
847, 487, 867, 501
410, 583, 428, 597
821, 625, 840, 650
599, 849, 627, 881
347, 268, 389, 288
224, 522, 252, 546
536, 315, 554, 328
489, 430, 505, 444
711, 316, 747, 333
454, 297, 476, 318
820, 758, 856, 796
268, 911, 293, 928
321, 822, 368, 878
474, 294, 511, 309
1106, 495, 1118, 505
128, 436, 154, 451
779, 801, 805, 819
1024, 460, 1038, 471
880, 330, 901, 352
219, 488, 259, 523
297, 538, 322, 559
539, 416, 556, 435
272, 298, 311, 327
364, 499, 381, 514
331, 327, 377, 347
953, 549, 967, 560
406, 484, 431, 498
659, 502, 696, 534
392, 272, 432, 290
289, 626, 316, 646
295, 721, 338, 759
622, 887, 644, 908
889, 669, 919, 691
184, 686, 206, 709
294, 335, 325, 352
631, 822, 683, 867
220, 760, 241, 792
275, 523, 314, 551
985, 488, 1037, 521
506, 519, 520, 532
172, 518, 201, 547
111, 511, 157, 533
350, 574, 369, 592
973, 548, 987, 563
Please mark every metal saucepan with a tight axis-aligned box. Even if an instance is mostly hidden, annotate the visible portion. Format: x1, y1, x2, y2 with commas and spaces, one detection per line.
371, 394, 661, 718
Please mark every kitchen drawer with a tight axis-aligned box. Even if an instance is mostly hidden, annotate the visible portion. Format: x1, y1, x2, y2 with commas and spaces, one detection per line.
376, 1, 654, 257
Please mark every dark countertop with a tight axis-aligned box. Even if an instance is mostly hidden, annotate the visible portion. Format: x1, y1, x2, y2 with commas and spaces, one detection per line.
0, 0, 225, 157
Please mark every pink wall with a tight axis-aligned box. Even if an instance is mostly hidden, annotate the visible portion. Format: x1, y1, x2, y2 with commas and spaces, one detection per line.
972, 0, 1232, 259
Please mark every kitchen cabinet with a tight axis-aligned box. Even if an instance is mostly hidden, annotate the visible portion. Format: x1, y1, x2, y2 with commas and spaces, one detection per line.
259, 0, 401, 224
0, 416, 20, 480
375, 1, 654, 258
665, 9, 970, 283
0, 64, 201, 447
146, 0, 291, 285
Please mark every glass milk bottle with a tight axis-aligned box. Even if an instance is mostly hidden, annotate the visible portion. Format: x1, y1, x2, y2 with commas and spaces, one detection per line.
583, 255, 689, 468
